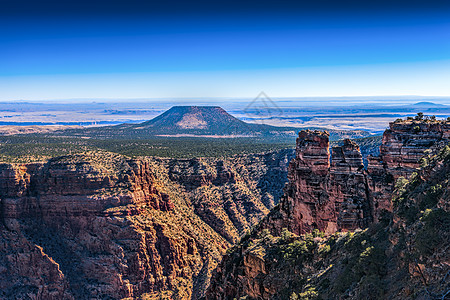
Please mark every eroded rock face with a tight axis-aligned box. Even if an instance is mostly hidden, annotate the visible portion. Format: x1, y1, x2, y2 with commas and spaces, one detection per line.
367, 119, 450, 221
0, 229, 73, 300
264, 119, 450, 237
379, 120, 450, 177
0, 149, 293, 299
330, 139, 370, 230
0, 153, 216, 299
264, 131, 370, 236
0, 156, 201, 299
0, 158, 173, 222
283, 130, 336, 234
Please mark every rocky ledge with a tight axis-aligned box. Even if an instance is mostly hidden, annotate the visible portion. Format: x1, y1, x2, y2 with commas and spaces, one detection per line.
0, 152, 173, 223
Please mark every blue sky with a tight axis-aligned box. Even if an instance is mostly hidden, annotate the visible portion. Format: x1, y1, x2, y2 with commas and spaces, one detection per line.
1, 1, 450, 100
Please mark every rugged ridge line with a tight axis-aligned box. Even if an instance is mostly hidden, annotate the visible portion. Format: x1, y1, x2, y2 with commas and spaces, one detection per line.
0, 156, 173, 223
262, 119, 450, 237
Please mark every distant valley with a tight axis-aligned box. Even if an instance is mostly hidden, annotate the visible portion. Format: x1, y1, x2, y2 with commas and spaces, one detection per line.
1, 98, 449, 134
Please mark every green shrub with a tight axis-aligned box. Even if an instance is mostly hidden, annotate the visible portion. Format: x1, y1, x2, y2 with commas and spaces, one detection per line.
280, 240, 309, 262
312, 229, 325, 238
298, 285, 319, 300
289, 292, 299, 300
277, 235, 317, 264
394, 176, 409, 194
257, 229, 274, 244
415, 209, 450, 256
421, 184, 443, 209
438, 145, 450, 160
357, 246, 386, 277
319, 244, 331, 255
280, 228, 293, 243
419, 157, 428, 167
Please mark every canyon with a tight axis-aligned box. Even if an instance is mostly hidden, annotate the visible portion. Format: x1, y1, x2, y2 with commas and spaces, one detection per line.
0, 117, 449, 299
0, 149, 293, 299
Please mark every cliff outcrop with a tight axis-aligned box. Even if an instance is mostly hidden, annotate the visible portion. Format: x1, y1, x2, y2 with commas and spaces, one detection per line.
263, 119, 449, 237
0, 154, 173, 221
206, 118, 450, 300
367, 118, 450, 221
263, 131, 370, 236
0, 152, 208, 299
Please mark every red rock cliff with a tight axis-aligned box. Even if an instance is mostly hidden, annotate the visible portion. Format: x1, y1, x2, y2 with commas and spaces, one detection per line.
0, 152, 219, 300
0, 149, 291, 299
0, 157, 173, 221
367, 119, 450, 220
264, 119, 450, 236
264, 131, 370, 235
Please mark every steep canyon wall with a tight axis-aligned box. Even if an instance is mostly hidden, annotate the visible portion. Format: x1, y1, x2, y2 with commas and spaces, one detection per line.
265, 119, 450, 236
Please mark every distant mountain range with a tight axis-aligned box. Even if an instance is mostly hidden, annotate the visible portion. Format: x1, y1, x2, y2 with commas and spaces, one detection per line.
411, 101, 447, 107
66, 106, 372, 140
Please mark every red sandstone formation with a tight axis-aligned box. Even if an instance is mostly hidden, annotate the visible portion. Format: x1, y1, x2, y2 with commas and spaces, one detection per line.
265, 119, 450, 236
329, 139, 370, 230
264, 131, 369, 235
0, 157, 173, 222
206, 118, 450, 300
367, 119, 450, 221
0, 152, 210, 299
0, 149, 292, 299
379, 119, 450, 177
281, 130, 336, 234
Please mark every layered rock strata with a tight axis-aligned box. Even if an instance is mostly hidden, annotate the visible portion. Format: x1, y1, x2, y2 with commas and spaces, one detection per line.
0, 149, 293, 299
0, 157, 173, 222
0, 152, 218, 299
264, 119, 449, 236
368, 119, 450, 220
264, 131, 370, 235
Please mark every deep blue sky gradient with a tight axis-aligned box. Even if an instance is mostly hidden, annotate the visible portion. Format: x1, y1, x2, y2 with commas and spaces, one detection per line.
1, 0, 450, 99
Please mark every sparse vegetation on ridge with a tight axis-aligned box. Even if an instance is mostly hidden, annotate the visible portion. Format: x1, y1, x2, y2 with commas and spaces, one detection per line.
207, 141, 450, 299
0, 135, 295, 163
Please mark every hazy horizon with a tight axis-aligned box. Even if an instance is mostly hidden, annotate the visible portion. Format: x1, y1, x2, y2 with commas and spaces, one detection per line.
2, 96, 450, 106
